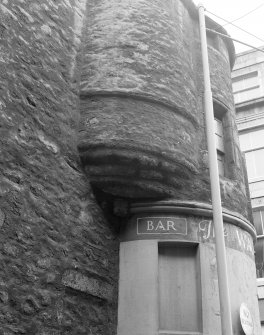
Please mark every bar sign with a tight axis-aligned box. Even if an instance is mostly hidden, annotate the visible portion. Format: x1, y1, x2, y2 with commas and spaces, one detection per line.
137, 217, 187, 235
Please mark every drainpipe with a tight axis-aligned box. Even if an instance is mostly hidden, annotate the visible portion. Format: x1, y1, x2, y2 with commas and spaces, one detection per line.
198, 4, 233, 335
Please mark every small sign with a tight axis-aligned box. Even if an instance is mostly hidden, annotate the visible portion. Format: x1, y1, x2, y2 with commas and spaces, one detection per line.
240, 303, 254, 335
137, 217, 187, 235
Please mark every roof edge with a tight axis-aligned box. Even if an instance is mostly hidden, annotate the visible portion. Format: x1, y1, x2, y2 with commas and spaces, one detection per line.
181, 0, 236, 68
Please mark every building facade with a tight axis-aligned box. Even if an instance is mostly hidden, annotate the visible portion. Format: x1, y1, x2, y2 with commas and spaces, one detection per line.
232, 46, 264, 333
0, 0, 261, 334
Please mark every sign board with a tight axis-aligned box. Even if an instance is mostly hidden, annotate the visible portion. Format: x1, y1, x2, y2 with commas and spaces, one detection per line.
240, 303, 254, 335
137, 217, 187, 235
121, 215, 254, 258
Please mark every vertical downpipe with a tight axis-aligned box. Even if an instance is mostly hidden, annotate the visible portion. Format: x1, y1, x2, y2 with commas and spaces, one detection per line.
198, 4, 233, 335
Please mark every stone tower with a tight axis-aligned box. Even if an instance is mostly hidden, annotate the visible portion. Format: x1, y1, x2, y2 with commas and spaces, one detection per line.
0, 0, 260, 334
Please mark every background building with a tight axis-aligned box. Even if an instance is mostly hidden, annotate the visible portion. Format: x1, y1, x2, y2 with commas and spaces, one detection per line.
232, 47, 264, 276
232, 46, 264, 333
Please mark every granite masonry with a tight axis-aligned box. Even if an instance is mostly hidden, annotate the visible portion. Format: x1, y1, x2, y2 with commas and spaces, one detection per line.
0, 1, 118, 334
0, 0, 261, 334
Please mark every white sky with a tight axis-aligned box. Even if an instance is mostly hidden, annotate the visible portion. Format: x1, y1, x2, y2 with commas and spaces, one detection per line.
193, 0, 264, 54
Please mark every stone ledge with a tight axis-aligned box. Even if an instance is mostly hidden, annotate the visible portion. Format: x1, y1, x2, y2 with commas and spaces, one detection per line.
62, 270, 114, 301
130, 200, 256, 241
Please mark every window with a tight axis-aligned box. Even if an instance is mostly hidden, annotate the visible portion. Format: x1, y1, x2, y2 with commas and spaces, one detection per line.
254, 209, 264, 236
158, 244, 202, 333
214, 117, 225, 176
255, 209, 264, 278
232, 71, 260, 103
256, 238, 264, 278
214, 118, 224, 152
217, 151, 225, 177
214, 102, 226, 177
240, 129, 264, 151
245, 149, 264, 180
249, 181, 264, 198
239, 128, 264, 181
233, 71, 258, 92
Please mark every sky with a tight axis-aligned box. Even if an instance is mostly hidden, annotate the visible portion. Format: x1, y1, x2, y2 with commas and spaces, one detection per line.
193, 0, 264, 54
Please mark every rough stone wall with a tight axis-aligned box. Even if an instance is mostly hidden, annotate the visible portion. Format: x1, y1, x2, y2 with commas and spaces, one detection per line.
0, 1, 118, 334
207, 46, 251, 218
78, 0, 250, 220
78, 0, 201, 199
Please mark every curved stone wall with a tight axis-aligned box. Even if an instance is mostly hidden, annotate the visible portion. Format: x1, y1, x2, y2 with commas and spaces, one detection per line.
79, 0, 201, 198
0, 1, 119, 334
117, 201, 260, 335
78, 0, 250, 218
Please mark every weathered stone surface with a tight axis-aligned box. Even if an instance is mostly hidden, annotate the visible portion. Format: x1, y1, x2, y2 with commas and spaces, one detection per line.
78, 0, 250, 221
0, 209, 5, 228
81, 0, 199, 118
79, 0, 201, 199
0, 0, 254, 334
0, 1, 118, 334
62, 270, 114, 301
79, 96, 199, 198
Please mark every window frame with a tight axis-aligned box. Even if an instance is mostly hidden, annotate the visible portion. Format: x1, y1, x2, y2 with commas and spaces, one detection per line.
232, 71, 260, 104
239, 127, 264, 182
213, 101, 227, 177
158, 242, 202, 334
